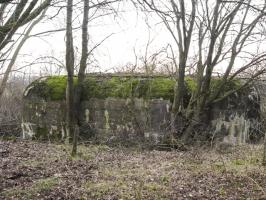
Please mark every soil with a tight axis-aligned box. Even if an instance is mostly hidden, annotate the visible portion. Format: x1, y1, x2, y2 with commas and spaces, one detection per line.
0, 139, 266, 200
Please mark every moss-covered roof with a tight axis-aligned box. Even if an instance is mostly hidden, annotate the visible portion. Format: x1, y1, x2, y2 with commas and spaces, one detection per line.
24, 74, 241, 102
24, 75, 175, 101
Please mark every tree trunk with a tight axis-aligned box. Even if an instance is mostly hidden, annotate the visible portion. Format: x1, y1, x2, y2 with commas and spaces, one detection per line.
181, 107, 200, 143
0, 9, 47, 99
65, 0, 75, 145
72, 0, 89, 156
173, 60, 186, 113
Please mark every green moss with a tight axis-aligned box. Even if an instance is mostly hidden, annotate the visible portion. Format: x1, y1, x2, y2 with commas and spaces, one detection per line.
25, 76, 77, 101
210, 78, 241, 97
25, 75, 243, 102
185, 77, 197, 93
83, 76, 141, 99
148, 78, 175, 101
82, 76, 176, 100
46, 76, 67, 100
27, 75, 177, 101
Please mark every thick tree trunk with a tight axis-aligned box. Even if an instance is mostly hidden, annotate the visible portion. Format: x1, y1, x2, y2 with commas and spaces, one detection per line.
181, 107, 200, 143
173, 63, 185, 113
171, 61, 186, 136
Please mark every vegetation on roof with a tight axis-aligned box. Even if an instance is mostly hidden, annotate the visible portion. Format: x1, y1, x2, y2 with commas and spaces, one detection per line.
24, 74, 242, 102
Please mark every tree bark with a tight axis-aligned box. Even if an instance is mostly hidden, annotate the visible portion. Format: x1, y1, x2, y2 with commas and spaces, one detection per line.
65, 0, 75, 145
0, 0, 52, 51
139, 0, 266, 143
72, 0, 89, 156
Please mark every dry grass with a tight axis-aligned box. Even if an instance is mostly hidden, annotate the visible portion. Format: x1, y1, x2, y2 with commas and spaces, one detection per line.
0, 140, 266, 199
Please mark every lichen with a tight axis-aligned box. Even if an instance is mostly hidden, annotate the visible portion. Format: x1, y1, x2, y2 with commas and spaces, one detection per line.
21, 122, 35, 139
85, 109, 90, 123
104, 110, 110, 130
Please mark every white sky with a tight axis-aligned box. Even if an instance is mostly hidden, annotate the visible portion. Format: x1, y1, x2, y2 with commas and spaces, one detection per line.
14, 2, 175, 76
5, 0, 266, 78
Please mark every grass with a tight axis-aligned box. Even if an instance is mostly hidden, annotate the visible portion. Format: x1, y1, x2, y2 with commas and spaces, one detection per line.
55, 143, 111, 160
1, 140, 266, 199
2, 177, 59, 199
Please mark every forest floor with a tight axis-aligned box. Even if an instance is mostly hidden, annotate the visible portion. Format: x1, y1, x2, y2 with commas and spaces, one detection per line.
0, 139, 266, 200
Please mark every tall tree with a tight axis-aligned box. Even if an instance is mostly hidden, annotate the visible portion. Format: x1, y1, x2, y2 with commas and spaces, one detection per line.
140, 0, 196, 112
65, 0, 119, 155
184, 0, 266, 142
72, 0, 89, 156
138, 0, 266, 143
65, 0, 75, 145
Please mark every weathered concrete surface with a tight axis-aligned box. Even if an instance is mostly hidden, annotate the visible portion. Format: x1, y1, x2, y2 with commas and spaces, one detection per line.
21, 75, 264, 145
22, 100, 66, 140
211, 82, 266, 144
22, 97, 171, 143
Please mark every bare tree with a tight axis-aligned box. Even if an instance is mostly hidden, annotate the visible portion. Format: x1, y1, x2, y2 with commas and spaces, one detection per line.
184, 0, 266, 142
0, 8, 47, 99
0, 0, 53, 99
139, 0, 196, 113
137, 0, 266, 143
65, 0, 120, 155
0, 0, 52, 53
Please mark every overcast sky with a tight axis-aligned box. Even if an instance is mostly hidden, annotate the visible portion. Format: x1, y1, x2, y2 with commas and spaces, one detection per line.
13, 2, 175, 76
5, 0, 266, 78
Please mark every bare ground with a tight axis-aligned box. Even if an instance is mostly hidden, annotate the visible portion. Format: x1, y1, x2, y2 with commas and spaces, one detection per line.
0, 139, 266, 200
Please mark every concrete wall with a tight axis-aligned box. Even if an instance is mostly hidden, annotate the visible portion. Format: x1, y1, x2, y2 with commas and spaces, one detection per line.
21, 75, 264, 145
22, 97, 171, 144
210, 83, 263, 145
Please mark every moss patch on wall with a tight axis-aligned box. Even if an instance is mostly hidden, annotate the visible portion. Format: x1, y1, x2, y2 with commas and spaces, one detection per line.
210, 78, 241, 96
24, 75, 242, 102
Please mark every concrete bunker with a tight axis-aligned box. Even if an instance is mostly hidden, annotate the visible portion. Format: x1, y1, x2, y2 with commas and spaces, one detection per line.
21, 74, 264, 145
